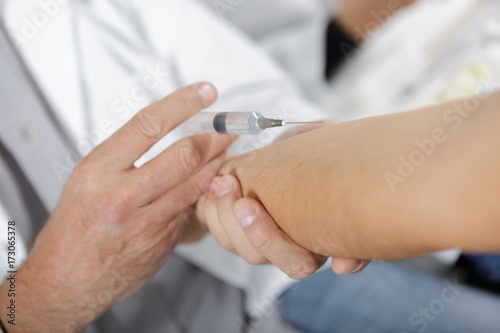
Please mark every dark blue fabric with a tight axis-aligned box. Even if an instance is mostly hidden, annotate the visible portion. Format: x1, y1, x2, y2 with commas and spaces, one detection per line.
280, 261, 500, 333
460, 254, 500, 294
464, 255, 500, 280
325, 20, 358, 80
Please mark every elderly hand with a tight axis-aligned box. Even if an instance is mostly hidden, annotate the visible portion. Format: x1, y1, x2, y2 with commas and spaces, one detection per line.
1, 83, 235, 333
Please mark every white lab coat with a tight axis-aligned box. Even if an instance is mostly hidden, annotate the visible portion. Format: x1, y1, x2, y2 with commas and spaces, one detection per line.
197, 0, 343, 110
198, 0, 332, 39
1, 0, 327, 314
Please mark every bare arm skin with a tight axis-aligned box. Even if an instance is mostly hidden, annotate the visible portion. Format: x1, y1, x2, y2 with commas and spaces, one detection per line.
218, 91, 500, 260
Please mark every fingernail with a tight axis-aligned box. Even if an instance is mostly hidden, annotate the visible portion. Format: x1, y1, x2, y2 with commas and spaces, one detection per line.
207, 178, 219, 196
219, 176, 235, 197
235, 206, 257, 228
208, 177, 233, 198
197, 83, 217, 104
349, 260, 365, 274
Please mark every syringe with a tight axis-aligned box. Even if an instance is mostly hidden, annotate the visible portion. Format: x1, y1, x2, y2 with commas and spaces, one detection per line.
181, 112, 322, 135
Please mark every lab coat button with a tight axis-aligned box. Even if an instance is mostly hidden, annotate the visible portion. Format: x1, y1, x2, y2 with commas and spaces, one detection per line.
21, 124, 38, 141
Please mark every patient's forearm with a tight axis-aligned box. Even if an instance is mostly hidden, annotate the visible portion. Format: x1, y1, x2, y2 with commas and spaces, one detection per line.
221, 91, 500, 260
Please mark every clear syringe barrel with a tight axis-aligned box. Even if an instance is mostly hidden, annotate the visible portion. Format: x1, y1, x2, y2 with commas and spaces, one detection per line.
181, 112, 265, 135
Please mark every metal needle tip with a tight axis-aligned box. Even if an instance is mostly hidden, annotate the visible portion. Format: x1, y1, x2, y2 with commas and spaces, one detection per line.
284, 121, 324, 125
258, 117, 286, 130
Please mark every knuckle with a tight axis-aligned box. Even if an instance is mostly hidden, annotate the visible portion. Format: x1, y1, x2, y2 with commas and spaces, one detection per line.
114, 187, 136, 208
176, 142, 202, 176
219, 159, 238, 175
177, 91, 197, 111
192, 169, 215, 197
287, 258, 318, 280
218, 208, 236, 226
95, 199, 123, 225
250, 232, 272, 251
134, 109, 164, 140
96, 188, 134, 222
217, 237, 235, 252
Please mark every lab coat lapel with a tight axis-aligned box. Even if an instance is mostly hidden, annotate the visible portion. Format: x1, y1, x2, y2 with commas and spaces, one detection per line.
0, 1, 82, 212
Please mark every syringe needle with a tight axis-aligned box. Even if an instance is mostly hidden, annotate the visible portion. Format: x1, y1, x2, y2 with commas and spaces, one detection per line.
285, 121, 324, 125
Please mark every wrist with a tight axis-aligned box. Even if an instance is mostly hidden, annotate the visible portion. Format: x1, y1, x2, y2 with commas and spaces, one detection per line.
0, 259, 88, 333
0, 267, 46, 333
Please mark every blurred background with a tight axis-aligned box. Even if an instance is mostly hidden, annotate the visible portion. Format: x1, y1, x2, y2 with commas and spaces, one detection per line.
203, 0, 500, 122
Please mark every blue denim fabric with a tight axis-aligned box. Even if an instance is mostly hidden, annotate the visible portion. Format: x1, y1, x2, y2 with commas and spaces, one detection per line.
280, 261, 500, 333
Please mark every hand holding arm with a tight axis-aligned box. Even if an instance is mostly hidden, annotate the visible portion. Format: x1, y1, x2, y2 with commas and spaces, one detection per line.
0, 83, 235, 332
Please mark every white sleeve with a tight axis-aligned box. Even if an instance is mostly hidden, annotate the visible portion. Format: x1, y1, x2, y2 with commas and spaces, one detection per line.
132, 0, 327, 150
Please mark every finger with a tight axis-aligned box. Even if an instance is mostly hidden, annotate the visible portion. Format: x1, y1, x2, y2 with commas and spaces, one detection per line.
211, 175, 269, 265
132, 134, 236, 204
91, 82, 218, 171
234, 197, 327, 280
201, 175, 241, 253
331, 258, 371, 275
202, 193, 236, 253
145, 153, 227, 221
